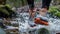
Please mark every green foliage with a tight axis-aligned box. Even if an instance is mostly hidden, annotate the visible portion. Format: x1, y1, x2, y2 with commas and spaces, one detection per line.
0, 5, 9, 17
49, 6, 60, 18
37, 28, 49, 34
5, 4, 12, 8
7, 0, 27, 7
0, 7, 9, 15
0, 5, 16, 18
55, 12, 60, 18
49, 7, 57, 15
7, 0, 21, 7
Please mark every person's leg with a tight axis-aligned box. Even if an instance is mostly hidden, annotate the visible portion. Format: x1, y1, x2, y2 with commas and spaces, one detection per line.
40, 0, 52, 16
27, 0, 37, 27
27, 0, 34, 10
42, 0, 51, 10
27, 0, 36, 18
34, 0, 52, 25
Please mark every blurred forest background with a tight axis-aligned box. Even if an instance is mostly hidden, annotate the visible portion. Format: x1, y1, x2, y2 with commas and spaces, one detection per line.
6, 0, 60, 18
6, 0, 60, 7
0, 0, 60, 18
3, 0, 60, 8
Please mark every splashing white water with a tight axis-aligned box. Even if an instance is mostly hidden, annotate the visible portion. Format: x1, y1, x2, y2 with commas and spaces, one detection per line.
17, 12, 60, 34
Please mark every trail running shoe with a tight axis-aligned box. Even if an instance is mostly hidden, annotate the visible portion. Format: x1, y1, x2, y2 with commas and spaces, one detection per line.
34, 15, 49, 26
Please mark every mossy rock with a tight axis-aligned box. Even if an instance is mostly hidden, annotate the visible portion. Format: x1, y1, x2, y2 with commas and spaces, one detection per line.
37, 28, 50, 34
4, 5, 17, 18
0, 5, 16, 18
0, 8, 9, 15
0, 8, 9, 18
5, 4, 12, 8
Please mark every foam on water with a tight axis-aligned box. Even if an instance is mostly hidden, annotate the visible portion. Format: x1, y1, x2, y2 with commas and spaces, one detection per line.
18, 12, 60, 34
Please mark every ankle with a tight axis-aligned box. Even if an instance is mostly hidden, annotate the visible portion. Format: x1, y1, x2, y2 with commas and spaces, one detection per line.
39, 8, 48, 16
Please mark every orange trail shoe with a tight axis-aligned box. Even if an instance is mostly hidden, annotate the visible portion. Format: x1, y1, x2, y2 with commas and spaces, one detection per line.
34, 17, 49, 26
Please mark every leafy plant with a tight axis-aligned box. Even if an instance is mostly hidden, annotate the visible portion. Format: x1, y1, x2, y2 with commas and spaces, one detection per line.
0, 8, 9, 15
49, 6, 58, 14
49, 6, 60, 18
0, 5, 17, 18
0, 5, 9, 18
55, 12, 60, 18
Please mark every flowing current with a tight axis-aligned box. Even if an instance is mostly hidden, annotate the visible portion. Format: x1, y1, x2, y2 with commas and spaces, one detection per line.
12, 6, 60, 34
17, 13, 60, 34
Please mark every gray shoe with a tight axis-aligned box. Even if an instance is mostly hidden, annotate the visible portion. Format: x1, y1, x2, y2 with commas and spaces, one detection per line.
28, 17, 36, 27
36, 14, 49, 22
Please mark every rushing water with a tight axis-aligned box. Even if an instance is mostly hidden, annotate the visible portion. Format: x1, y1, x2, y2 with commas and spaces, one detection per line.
0, 28, 6, 34
12, 6, 60, 34
17, 12, 60, 34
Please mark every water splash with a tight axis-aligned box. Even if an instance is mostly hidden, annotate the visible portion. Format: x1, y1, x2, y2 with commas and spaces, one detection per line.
18, 12, 60, 34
